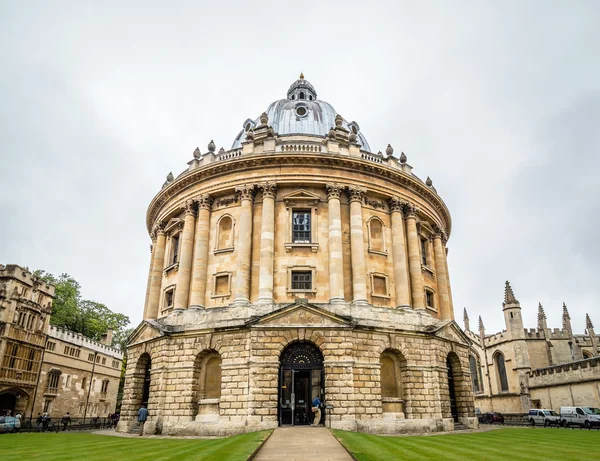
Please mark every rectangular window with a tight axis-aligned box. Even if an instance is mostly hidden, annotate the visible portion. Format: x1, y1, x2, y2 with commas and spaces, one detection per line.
112, 360, 120, 368
43, 399, 53, 413
425, 290, 434, 309
46, 373, 60, 394
101, 380, 109, 393
372, 275, 387, 297
291, 271, 312, 291
214, 275, 229, 296
65, 375, 71, 388
47, 342, 56, 352
292, 210, 311, 243
96, 355, 101, 363
102, 357, 106, 365
171, 235, 180, 264
166, 290, 174, 307
81, 377, 87, 390
421, 239, 428, 266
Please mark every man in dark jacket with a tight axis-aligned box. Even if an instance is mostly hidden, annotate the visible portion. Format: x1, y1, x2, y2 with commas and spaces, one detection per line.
61, 412, 71, 431
138, 405, 149, 436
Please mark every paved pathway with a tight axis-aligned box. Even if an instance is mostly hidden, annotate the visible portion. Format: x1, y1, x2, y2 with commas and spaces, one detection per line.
253, 427, 352, 461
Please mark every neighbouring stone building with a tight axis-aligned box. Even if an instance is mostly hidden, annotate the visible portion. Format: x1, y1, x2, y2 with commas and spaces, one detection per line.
118, 75, 478, 436
465, 281, 600, 414
0, 264, 123, 419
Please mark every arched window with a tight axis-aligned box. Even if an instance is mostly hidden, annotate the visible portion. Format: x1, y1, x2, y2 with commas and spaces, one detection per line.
195, 351, 222, 400
216, 215, 234, 251
380, 349, 406, 415
469, 355, 481, 393
299, 91, 305, 100
583, 350, 593, 359
494, 352, 509, 392
368, 217, 385, 253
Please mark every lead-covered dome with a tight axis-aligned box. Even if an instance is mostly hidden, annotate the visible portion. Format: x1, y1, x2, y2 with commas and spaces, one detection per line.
232, 74, 371, 151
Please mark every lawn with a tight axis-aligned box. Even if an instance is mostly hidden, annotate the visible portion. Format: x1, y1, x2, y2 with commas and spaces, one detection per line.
333, 428, 600, 461
0, 430, 272, 461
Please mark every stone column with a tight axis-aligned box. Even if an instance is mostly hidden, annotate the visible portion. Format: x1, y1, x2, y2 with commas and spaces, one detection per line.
147, 223, 166, 319
433, 229, 451, 319
257, 182, 277, 304
348, 186, 367, 304
234, 184, 255, 304
189, 194, 213, 307
388, 197, 410, 307
404, 204, 425, 310
326, 183, 345, 303
142, 243, 155, 319
174, 200, 196, 310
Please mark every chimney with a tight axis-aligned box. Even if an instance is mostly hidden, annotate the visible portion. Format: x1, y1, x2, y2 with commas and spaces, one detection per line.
100, 329, 113, 346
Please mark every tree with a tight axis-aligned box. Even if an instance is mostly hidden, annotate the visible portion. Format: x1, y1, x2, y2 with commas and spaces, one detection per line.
34, 270, 130, 345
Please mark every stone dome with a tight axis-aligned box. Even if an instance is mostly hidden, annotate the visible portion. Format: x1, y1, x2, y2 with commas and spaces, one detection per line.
232, 75, 371, 151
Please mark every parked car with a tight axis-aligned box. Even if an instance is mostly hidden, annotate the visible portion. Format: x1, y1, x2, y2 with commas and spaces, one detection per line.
0, 416, 21, 433
528, 409, 560, 426
560, 406, 600, 428
480, 412, 504, 424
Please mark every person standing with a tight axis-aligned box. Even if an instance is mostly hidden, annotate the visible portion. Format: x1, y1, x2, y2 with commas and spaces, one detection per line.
311, 396, 321, 427
36, 413, 43, 432
61, 412, 71, 431
137, 405, 149, 436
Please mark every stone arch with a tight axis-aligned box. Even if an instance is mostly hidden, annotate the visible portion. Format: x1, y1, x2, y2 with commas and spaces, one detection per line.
193, 349, 222, 422
445, 351, 473, 423
0, 387, 30, 416
493, 350, 509, 392
367, 216, 386, 253
131, 352, 152, 410
215, 214, 235, 250
380, 348, 407, 417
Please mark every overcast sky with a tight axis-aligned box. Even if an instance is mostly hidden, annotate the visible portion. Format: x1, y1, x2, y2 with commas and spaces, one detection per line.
1, 1, 598, 335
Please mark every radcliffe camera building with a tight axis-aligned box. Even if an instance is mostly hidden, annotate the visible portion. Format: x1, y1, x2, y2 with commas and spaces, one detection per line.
119, 75, 478, 436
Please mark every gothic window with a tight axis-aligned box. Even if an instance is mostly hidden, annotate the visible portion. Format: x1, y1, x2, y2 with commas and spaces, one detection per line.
292, 210, 311, 243
101, 380, 109, 394
215, 215, 234, 252
46, 370, 61, 394
494, 351, 509, 392
469, 355, 481, 393
367, 217, 385, 253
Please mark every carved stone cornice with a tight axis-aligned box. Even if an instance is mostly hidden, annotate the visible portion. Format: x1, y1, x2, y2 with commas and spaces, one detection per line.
182, 199, 196, 216
235, 184, 256, 202
403, 203, 420, 219
147, 153, 452, 236
325, 183, 344, 201
388, 196, 406, 213
195, 193, 213, 211
347, 186, 366, 203
260, 182, 277, 200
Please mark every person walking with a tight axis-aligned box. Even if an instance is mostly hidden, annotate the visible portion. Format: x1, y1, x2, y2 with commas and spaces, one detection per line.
35, 413, 43, 432
311, 396, 322, 427
137, 405, 149, 436
61, 412, 71, 431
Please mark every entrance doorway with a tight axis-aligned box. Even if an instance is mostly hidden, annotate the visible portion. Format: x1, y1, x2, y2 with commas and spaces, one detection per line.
0, 393, 17, 415
447, 356, 459, 422
278, 341, 324, 426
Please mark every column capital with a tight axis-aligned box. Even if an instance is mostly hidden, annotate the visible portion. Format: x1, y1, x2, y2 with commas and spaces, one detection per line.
388, 196, 407, 213
433, 225, 448, 244
403, 203, 420, 219
347, 186, 366, 203
150, 222, 165, 241
182, 198, 197, 216
235, 184, 256, 202
325, 183, 344, 201
260, 182, 277, 200
195, 193, 213, 210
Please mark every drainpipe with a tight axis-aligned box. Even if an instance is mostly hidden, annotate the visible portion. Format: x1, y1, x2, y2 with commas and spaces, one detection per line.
83, 351, 98, 425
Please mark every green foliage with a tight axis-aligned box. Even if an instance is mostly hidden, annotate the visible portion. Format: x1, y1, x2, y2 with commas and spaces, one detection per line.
34, 270, 130, 347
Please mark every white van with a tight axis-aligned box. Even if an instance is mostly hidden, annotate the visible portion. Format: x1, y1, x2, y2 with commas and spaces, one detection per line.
528, 409, 560, 426
560, 406, 600, 428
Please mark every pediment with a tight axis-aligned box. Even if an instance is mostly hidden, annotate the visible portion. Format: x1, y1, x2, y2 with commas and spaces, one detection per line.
127, 321, 164, 347
282, 189, 321, 207
164, 218, 183, 234
432, 320, 472, 347
249, 302, 353, 328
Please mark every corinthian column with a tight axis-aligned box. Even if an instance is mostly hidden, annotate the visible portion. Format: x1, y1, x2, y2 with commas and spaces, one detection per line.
326, 183, 345, 303
142, 243, 155, 319
257, 183, 277, 305
173, 200, 196, 309
404, 204, 425, 310
234, 184, 255, 304
388, 197, 410, 307
147, 223, 166, 319
348, 186, 367, 304
433, 228, 451, 319
190, 194, 213, 308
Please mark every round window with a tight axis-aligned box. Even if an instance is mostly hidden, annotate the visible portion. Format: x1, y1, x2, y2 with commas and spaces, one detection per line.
296, 106, 307, 117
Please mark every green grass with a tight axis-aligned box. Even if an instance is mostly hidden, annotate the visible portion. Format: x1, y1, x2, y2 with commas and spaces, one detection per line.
333, 428, 600, 461
0, 430, 272, 461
